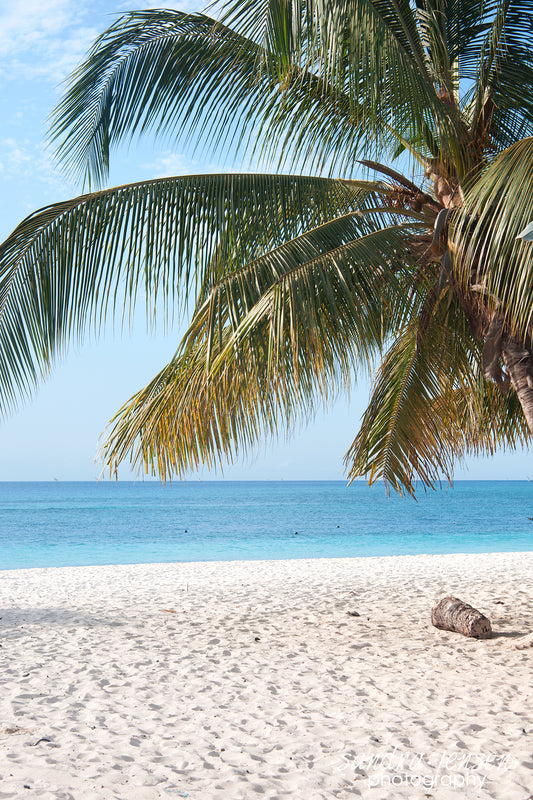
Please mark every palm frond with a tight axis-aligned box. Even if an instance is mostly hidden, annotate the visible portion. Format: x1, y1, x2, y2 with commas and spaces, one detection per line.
345, 288, 531, 495
101, 333, 293, 479
100, 217, 427, 479
195, 217, 429, 362
452, 137, 533, 338
444, 0, 496, 71
0, 172, 359, 417
49, 6, 460, 186
50, 11, 268, 185
466, 0, 533, 153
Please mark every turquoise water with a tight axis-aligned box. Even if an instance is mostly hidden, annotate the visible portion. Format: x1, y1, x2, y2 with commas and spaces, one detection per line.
0, 480, 532, 570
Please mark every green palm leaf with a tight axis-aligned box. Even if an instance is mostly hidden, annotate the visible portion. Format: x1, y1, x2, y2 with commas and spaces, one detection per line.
345, 287, 531, 495
50, 6, 460, 185
0, 173, 360, 416
453, 136, 533, 338
464, 0, 533, 152
101, 218, 427, 479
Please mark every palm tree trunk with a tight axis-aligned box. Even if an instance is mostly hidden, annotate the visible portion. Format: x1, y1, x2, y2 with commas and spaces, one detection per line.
501, 335, 533, 433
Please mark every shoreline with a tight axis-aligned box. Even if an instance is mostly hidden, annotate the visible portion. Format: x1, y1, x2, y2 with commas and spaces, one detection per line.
4, 545, 533, 573
3, 480, 533, 571
2, 553, 533, 798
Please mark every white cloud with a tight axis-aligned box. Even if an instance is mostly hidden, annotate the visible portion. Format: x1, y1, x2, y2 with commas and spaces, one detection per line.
0, 138, 32, 168
0, 136, 71, 192
141, 152, 201, 179
0, 1, 211, 84
117, 0, 206, 12
138, 149, 237, 180
0, 0, 71, 56
0, 0, 101, 82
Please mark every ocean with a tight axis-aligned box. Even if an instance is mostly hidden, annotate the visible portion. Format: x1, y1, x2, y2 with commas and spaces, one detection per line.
0, 480, 532, 570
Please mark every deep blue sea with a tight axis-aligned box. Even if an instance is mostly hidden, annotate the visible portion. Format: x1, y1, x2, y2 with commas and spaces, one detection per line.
1, 480, 533, 570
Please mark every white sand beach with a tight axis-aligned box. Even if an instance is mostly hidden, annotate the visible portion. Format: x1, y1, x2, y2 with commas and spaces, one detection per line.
1, 552, 533, 799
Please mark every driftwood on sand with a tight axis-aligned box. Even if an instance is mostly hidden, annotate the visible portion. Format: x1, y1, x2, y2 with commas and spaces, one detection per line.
431, 596, 492, 639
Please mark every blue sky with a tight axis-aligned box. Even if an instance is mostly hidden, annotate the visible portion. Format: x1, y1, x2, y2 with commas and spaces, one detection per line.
0, 0, 531, 482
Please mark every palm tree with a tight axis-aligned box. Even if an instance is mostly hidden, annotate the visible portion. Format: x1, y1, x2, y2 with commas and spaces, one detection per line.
1, 1, 533, 495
